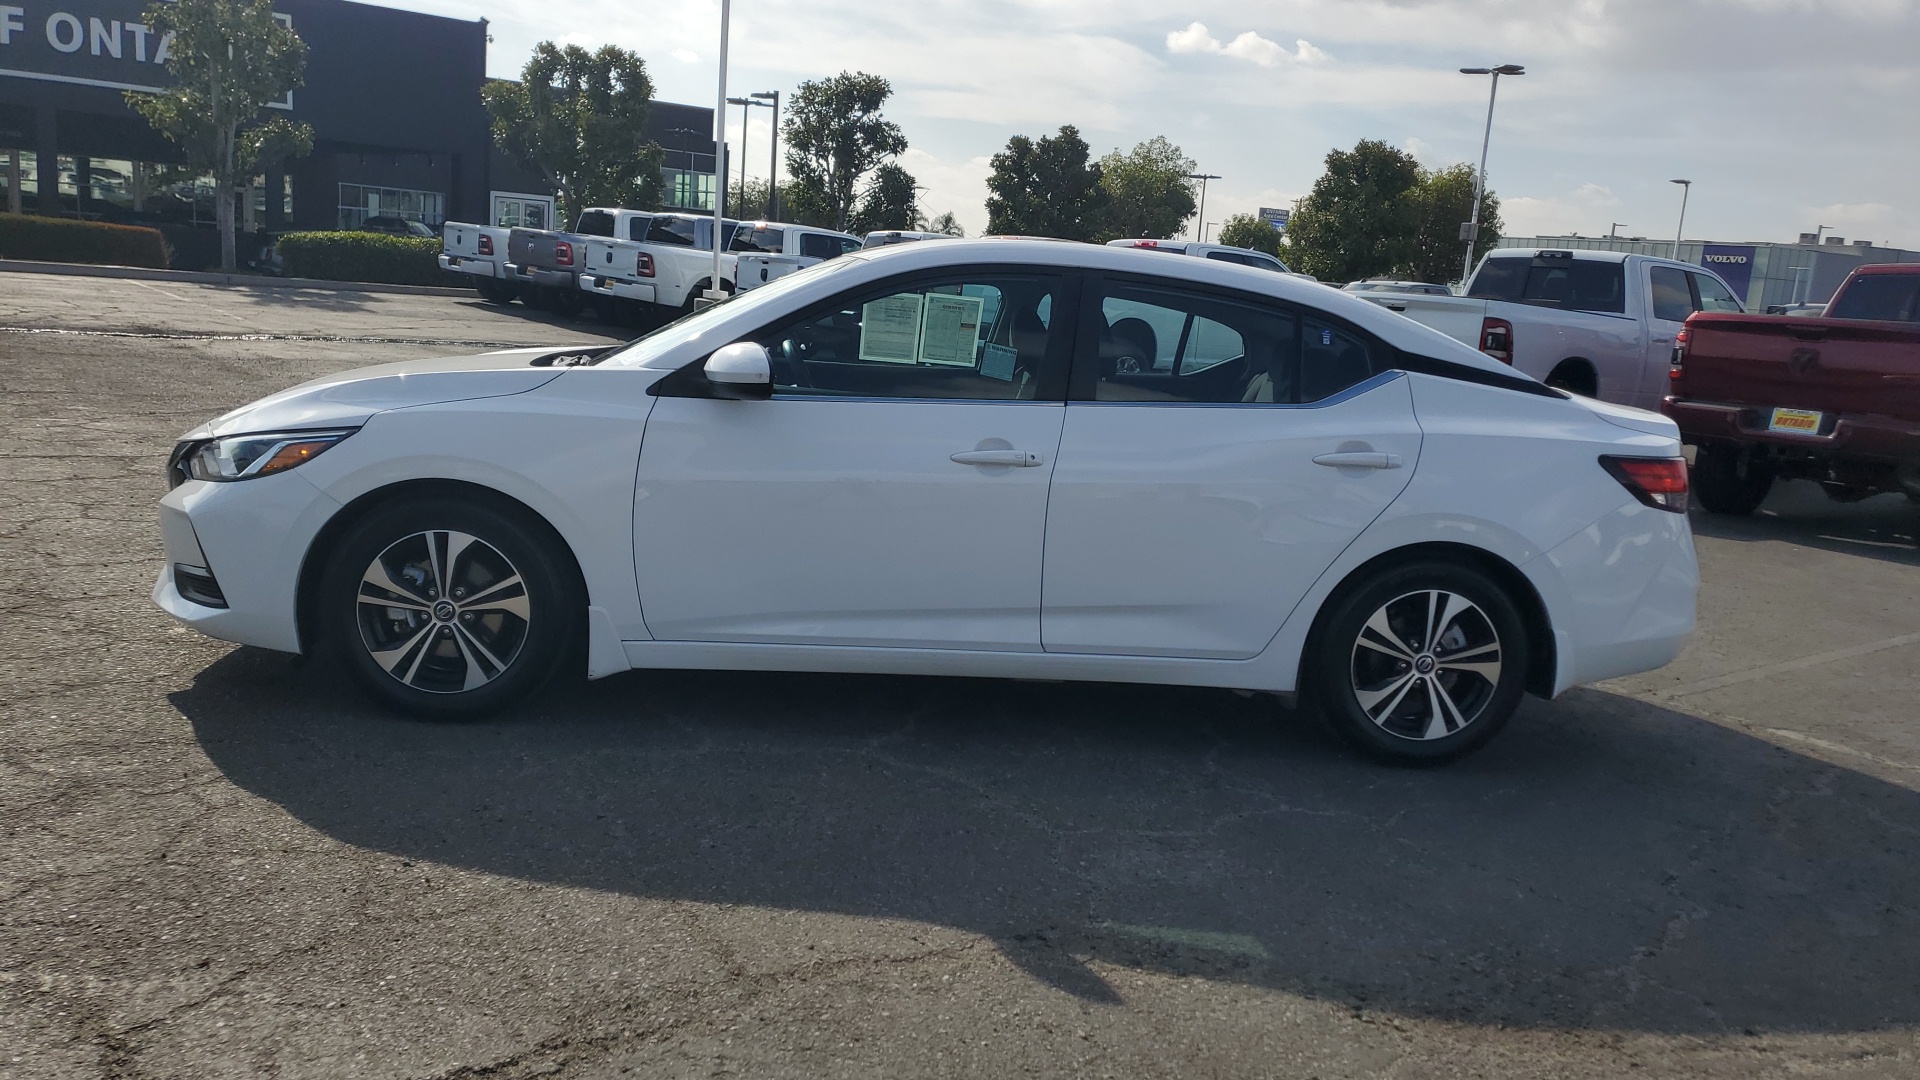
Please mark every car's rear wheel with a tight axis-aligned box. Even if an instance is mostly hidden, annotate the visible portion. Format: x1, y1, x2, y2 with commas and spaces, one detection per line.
1307, 561, 1529, 764
320, 497, 580, 718
1692, 444, 1773, 515
475, 279, 515, 305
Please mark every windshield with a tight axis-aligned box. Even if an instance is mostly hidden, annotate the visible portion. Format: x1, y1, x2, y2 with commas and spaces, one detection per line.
599, 258, 859, 368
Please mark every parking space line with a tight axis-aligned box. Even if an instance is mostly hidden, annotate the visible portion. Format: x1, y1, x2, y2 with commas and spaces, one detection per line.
1661, 631, 1920, 698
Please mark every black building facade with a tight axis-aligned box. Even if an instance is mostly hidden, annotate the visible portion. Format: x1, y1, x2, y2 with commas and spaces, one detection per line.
0, 0, 715, 247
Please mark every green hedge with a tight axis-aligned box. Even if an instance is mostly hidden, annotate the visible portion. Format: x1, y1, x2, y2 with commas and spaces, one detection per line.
0, 213, 171, 268
276, 232, 450, 286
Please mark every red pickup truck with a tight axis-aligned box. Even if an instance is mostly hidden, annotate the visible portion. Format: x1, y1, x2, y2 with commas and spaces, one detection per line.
1663, 263, 1920, 514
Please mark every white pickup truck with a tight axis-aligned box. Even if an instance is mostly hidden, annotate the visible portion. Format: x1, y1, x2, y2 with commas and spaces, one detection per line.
578, 215, 860, 321
437, 222, 514, 303
1356, 248, 1744, 409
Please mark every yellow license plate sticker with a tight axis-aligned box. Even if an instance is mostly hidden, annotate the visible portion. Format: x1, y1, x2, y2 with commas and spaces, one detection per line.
1769, 408, 1823, 434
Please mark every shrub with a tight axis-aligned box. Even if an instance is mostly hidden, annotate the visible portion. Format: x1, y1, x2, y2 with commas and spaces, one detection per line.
0, 213, 171, 268
276, 231, 451, 286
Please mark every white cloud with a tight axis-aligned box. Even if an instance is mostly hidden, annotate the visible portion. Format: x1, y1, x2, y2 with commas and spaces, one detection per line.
1403, 137, 1436, 165
671, 48, 699, 64
1165, 22, 1326, 66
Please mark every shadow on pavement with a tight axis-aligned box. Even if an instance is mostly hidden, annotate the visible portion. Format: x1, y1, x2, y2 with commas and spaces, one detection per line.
178, 650, 1920, 1034
1691, 478, 1919, 564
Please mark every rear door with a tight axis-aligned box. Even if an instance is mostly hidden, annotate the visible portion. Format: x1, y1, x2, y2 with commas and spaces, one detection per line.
1039, 275, 1421, 659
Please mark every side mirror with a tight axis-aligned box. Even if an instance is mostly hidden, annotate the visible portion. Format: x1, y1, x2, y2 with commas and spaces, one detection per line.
702, 341, 772, 399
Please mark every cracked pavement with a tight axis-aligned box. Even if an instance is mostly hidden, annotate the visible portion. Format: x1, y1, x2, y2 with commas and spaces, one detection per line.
2, 272, 1919, 1078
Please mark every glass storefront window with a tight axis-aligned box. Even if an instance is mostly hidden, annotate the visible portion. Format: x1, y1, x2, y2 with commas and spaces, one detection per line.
337, 184, 446, 230
661, 167, 716, 212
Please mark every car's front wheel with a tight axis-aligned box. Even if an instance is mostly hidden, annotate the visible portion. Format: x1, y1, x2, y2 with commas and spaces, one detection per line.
320, 497, 580, 718
1307, 560, 1529, 764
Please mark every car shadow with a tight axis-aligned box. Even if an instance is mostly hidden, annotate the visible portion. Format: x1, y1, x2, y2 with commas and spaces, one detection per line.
177, 651, 1920, 1035
1691, 478, 1918, 564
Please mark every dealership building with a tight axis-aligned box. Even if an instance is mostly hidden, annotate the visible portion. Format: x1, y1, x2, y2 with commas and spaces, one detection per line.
0, 0, 717, 260
1494, 233, 1920, 311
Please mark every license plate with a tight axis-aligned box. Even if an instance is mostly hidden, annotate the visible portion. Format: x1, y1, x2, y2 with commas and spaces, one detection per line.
1768, 407, 1823, 434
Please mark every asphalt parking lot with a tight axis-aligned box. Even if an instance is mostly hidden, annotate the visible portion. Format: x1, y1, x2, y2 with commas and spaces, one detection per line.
3, 272, 1918, 1079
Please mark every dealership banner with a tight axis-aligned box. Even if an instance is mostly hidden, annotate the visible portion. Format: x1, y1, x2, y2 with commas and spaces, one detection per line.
1701, 244, 1757, 299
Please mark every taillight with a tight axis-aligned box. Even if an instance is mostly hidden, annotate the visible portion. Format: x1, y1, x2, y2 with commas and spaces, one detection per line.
1134, 240, 1159, 248
555, 241, 574, 267
636, 252, 655, 278
1600, 456, 1689, 514
1478, 317, 1514, 364
1670, 327, 1689, 382
477, 234, 493, 256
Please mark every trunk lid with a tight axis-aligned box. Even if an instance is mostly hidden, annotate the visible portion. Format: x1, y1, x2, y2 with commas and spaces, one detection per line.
1677, 313, 1920, 420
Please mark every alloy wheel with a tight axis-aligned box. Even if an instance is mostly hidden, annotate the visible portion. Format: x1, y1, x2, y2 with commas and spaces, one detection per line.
355, 530, 531, 694
1349, 589, 1504, 742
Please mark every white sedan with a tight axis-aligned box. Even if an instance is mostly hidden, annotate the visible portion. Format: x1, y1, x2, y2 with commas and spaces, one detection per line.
155, 239, 1697, 763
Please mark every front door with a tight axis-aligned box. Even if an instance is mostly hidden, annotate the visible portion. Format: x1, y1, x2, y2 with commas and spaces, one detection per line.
634, 269, 1075, 650
1041, 276, 1421, 659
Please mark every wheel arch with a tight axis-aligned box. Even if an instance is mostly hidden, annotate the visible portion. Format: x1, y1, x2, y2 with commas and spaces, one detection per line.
294, 478, 590, 655
1296, 541, 1558, 699
1545, 357, 1598, 397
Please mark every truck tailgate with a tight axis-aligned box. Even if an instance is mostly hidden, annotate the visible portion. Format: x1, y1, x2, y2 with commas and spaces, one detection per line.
1358, 293, 1490, 348
1678, 313, 1920, 418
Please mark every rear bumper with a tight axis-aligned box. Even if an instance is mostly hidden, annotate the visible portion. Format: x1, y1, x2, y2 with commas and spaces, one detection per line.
502, 263, 576, 290
1663, 396, 1920, 463
580, 274, 657, 304
438, 254, 498, 278
1530, 500, 1698, 693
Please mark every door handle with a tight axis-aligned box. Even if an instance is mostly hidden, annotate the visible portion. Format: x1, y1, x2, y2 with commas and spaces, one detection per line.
951, 449, 1042, 467
1382, 302, 1407, 312
1313, 451, 1402, 469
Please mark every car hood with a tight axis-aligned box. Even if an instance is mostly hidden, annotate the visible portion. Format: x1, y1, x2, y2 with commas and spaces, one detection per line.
182, 346, 594, 440
1575, 394, 1682, 439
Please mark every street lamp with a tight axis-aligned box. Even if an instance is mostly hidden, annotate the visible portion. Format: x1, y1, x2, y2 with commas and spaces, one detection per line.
1669, 178, 1691, 260
704, 0, 731, 305
1609, 222, 1627, 239
1186, 173, 1220, 242
751, 90, 780, 220
1458, 63, 1524, 286
725, 94, 773, 218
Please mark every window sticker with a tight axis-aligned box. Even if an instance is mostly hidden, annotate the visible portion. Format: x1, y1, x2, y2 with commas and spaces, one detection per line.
918, 293, 987, 366
858, 293, 926, 364
1320, 328, 1334, 346
979, 342, 1018, 381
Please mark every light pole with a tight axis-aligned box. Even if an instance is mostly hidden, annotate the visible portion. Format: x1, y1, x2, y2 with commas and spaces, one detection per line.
1609, 222, 1626, 239
1669, 178, 1691, 260
752, 90, 780, 220
1186, 173, 1219, 242
1813, 224, 1831, 245
1459, 64, 1524, 286
725, 94, 773, 218
705, 0, 730, 305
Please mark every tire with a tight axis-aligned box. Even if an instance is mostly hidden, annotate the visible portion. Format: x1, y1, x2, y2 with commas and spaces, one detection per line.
319, 496, 581, 718
1306, 560, 1529, 765
1692, 444, 1773, 516
546, 287, 586, 319
475, 279, 515, 305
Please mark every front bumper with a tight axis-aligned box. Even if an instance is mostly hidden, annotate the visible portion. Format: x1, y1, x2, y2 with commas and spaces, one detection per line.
438, 254, 498, 278
153, 472, 342, 654
1663, 396, 1920, 464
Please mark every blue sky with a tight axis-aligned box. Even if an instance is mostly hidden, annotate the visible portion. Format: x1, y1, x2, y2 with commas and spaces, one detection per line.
396, 0, 1918, 248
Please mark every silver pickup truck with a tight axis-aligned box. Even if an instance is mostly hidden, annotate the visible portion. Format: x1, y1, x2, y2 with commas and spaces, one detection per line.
1357, 248, 1744, 409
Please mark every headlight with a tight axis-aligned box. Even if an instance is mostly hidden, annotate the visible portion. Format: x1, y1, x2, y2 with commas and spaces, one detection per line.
172, 429, 356, 485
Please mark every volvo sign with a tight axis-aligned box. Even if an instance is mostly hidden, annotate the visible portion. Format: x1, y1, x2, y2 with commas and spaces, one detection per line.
1701, 244, 1757, 299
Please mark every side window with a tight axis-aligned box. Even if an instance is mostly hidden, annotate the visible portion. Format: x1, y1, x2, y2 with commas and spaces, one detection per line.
1649, 266, 1695, 323
1088, 281, 1371, 405
1204, 250, 1245, 265
628, 216, 651, 241
754, 273, 1064, 401
799, 233, 839, 260
1690, 271, 1742, 313
839, 236, 864, 255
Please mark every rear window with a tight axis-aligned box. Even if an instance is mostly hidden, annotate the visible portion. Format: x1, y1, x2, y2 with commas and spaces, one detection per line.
1469, 256, 1626, 314
574, 212, 616, 237
731, 226, 785, 254
647, 217, 698, 246
1828, 273, 1920, 323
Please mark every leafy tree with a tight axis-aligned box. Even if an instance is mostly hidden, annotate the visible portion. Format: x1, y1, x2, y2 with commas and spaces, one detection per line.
1216, 213, 1282, 256
1401, 163, 1502, 286
926, 211, 965, 237
1098, 136, 1196, 241
783, 72, 907, 232
483, 43, 662, 227
1280, 139, 1422, 282
850, 162, 920, 233
729, 176, 772, 220
984, 125, 1107, 240
124, 0, 313, 271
